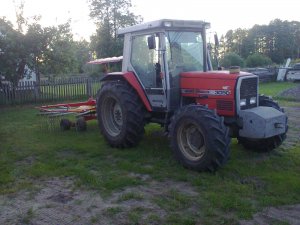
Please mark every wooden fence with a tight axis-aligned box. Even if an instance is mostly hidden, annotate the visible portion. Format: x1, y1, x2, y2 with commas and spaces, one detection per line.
0, 77, 102, 105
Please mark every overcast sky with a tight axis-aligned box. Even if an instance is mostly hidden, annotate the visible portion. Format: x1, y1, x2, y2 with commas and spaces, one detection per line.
0, 0, 299, 41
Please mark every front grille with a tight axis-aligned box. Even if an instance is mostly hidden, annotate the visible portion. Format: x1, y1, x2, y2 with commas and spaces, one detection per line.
240, 77, 258, 98
240, 77, 258, 110
217, 100, 233, 111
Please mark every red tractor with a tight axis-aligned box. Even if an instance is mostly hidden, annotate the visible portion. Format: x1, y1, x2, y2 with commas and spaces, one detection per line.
96, 19, 288, 171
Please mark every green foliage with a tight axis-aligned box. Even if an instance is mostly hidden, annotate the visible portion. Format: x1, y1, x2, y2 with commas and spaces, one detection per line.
88, 0, 142, 58
224, 28, 248, 58
74, 40, 91, 73
0, 16, 91, 83
245, 53, 273, 67
220, 19, 300, 64
89, 0, 142, 39
0, 18, 29, 86
220, 52, 245, 68
40, 22, 78, 76
291, 58, 300, 65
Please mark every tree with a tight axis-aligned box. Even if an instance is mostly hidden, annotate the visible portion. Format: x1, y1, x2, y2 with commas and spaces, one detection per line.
220, 52, 245, 68
89, 0, 142, 39
0, 15, 91, 87
245, 53, 272, 67
73, 40, 91, 73
25, 17, 49, 82
218, 35, 226, 58
40, 22, 78, 76
89, 0, 142, 58
0, 18, 29, 87
221, 19, 300, 64
224, 30, 234, 53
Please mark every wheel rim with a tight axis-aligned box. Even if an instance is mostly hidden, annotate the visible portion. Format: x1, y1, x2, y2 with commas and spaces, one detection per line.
101, 96, 123, 137
177, 120, 206, 161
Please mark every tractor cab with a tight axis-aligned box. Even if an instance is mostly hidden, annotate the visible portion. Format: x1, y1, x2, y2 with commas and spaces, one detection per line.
118, 19, 211, 111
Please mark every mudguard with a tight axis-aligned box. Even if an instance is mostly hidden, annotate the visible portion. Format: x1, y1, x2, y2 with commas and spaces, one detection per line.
101, 72, 152, 112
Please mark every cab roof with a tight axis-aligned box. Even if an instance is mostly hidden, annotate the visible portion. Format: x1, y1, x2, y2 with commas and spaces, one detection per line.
118, 19, 210, 36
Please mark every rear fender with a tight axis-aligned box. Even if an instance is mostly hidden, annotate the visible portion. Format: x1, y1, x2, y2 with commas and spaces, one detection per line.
101, 72, 152, 111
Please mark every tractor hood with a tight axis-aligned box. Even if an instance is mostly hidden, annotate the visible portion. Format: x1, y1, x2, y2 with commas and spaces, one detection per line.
180, 70, 255, 94
181, 70, 254, 80
180, 70, 257, 117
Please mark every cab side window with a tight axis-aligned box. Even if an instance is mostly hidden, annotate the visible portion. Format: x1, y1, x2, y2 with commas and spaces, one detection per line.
131, 34, 161, 88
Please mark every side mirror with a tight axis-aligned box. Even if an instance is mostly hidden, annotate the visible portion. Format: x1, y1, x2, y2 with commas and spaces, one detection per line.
147, 35, 156, 50
214, 34, 219, 47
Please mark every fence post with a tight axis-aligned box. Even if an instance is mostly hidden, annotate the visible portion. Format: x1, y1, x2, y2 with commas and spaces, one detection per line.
86, 78, 92, 97
34, 81, 39, 103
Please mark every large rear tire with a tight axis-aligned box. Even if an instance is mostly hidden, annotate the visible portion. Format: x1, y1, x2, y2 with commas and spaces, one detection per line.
97, 81, 145, 148
169, 105, 231, 172
238, 95, 288, 152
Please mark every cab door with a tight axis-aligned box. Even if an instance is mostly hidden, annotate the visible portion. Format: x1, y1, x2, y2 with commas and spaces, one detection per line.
130, 33, 167, 111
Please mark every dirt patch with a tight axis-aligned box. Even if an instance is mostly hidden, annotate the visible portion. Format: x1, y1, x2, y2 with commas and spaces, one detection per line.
279, 84, 300, 101
239, 176, 266, 190
239, 204, 300, 225
281, 107, 300, 149
0, 177, 198, 224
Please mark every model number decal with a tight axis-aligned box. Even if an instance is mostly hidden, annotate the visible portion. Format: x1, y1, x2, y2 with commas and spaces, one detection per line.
198, 90, 231, 96
181, 89, 231, 96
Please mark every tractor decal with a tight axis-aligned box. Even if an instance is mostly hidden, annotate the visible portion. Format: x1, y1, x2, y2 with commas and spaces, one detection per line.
181, 89, 231, 96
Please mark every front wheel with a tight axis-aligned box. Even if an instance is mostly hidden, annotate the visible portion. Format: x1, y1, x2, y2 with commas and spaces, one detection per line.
238, 135, 286, 152
169, 105, 231, 172
97, 81, 145, 148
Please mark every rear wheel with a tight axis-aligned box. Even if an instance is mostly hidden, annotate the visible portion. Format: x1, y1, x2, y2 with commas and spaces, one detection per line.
238, 95, 288, 152
97, 81, 145, 148
169, 105, 231, 172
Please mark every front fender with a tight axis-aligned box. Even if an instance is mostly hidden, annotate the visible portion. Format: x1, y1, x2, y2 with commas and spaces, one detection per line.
101, 72, 152, 112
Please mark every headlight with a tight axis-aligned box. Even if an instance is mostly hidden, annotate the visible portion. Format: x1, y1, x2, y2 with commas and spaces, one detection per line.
240, 99, 246, 106
250, 97, 256, 104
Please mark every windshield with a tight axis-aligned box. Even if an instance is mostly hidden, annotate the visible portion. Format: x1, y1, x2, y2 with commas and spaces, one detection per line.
166, 31, 204, 75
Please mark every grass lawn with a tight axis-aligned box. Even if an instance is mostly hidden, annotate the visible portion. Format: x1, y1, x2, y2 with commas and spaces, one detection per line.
0, 81, 299, 224
259, 81, 298, 97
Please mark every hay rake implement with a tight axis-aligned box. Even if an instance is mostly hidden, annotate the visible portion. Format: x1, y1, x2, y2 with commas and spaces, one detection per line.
37, 98, 96, 131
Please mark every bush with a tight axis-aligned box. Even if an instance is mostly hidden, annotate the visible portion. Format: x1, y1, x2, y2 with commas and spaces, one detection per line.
220, 53, 245, 68
245, 53, 272, 67
291, 58, 300, 65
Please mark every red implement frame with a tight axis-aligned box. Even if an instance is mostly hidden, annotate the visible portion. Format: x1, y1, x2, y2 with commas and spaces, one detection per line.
37, 97, 97, 121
